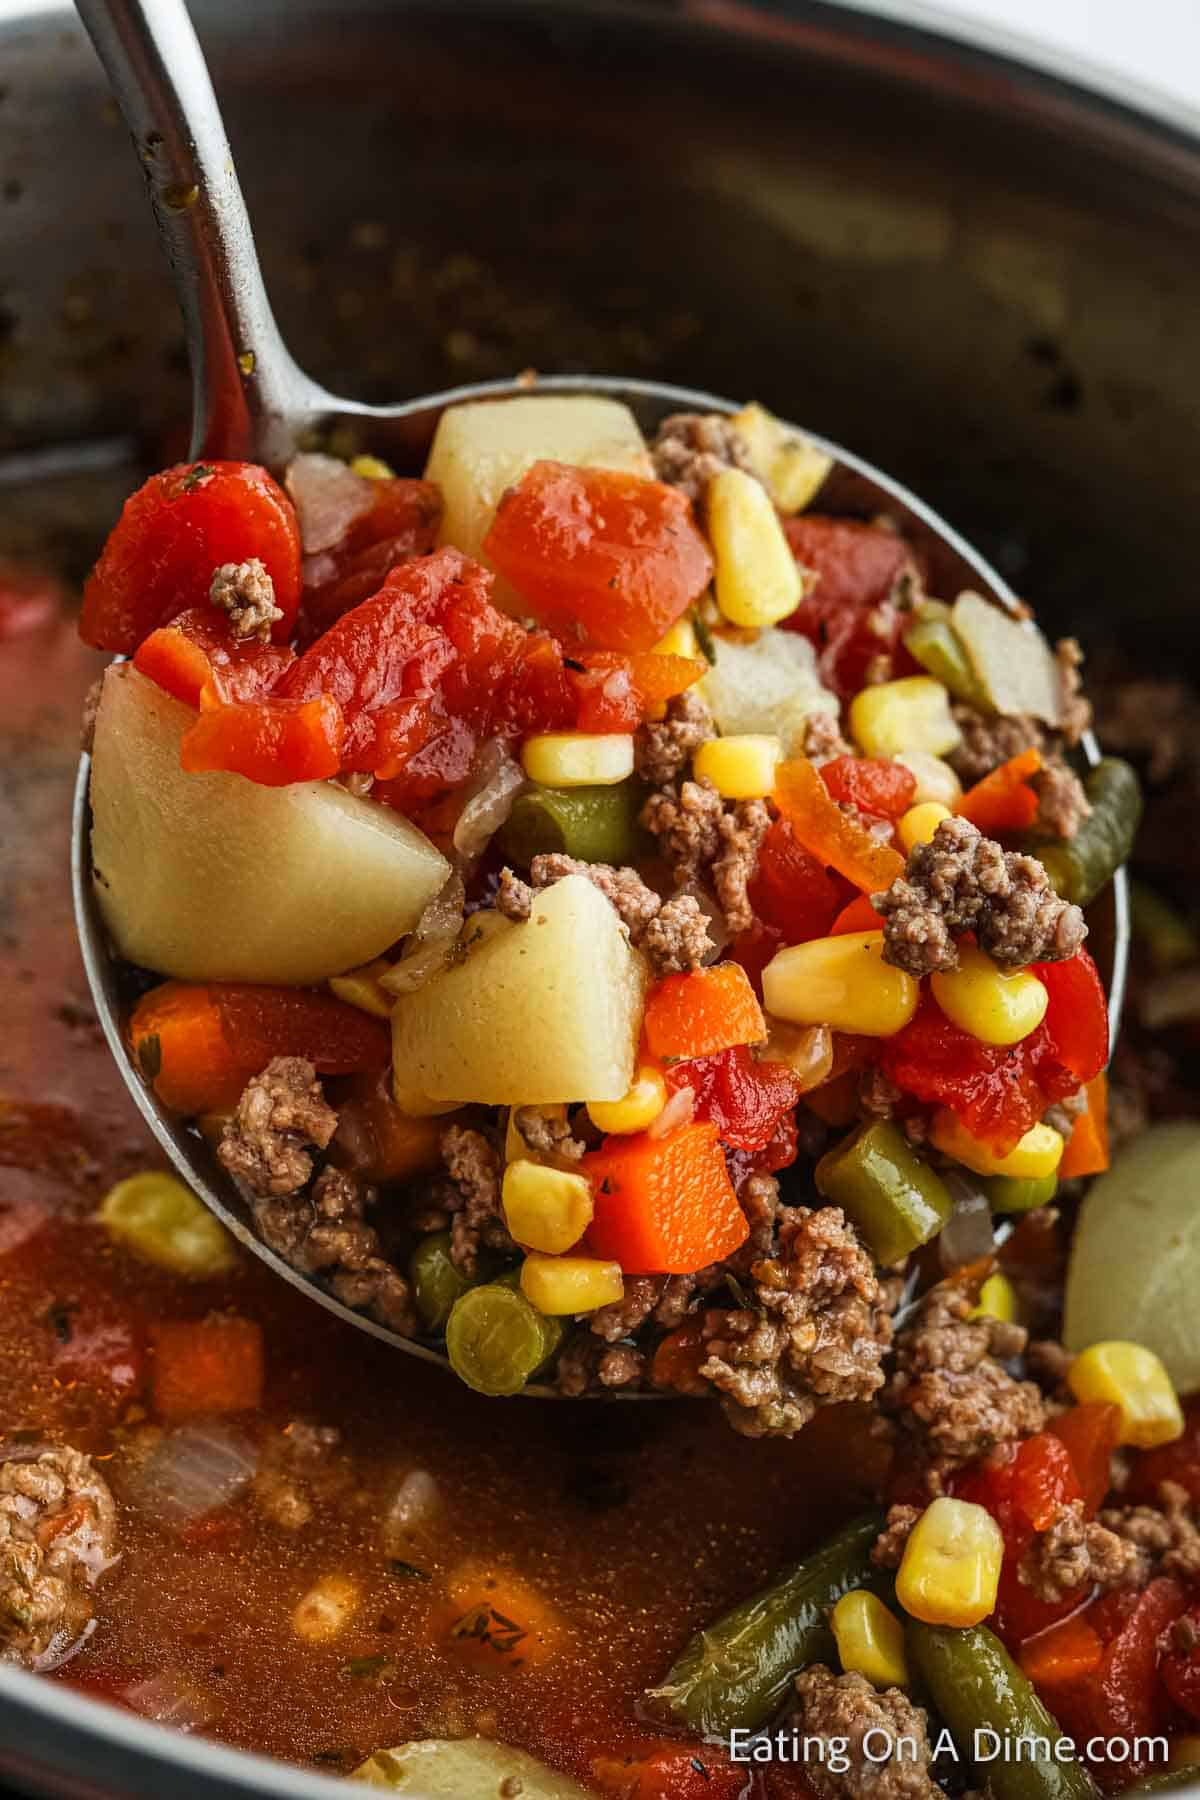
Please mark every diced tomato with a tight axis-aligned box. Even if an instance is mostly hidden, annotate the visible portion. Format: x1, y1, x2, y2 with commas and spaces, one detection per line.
650, 1320, 709, 1396
752, 1102, 800, 1174
568, 651, 706, 733
80, 461, 302, 652
1126, 1397, 1200, 1505
180, 693, 345, 784
1048, 1404, 1122, 1516
728, 919, 785, 998
591, 1740, 754, 1800
780, 514, 920, 698
150, 1315, 265, 1420
953, 1431, 1085, 1647
830, 894, 885, 935
749, 817, 851, 944
1160, 1601, 1200, 1719
483, 460, 714, 652
1033, 949, 1110, 1086
664, 1044, 801, 1154
818, 755, 916, 820
1051, 1579, 1187, 1790
133, 606, 295, 707
299, 476, 442, 638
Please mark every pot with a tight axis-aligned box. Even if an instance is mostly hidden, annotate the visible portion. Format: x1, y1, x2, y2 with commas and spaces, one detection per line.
1, 2, 1197, 1794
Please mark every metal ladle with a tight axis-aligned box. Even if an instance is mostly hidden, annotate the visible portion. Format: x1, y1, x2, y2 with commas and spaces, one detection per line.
70, 0, 1129, 1379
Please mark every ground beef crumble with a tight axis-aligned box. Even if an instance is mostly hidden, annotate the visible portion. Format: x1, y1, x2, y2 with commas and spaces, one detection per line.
440, 1123, 511, 1276
1032, 759, 1092, 840
634, 688, 715, 787
252, 1165, 415, 1334
208, 557, 283, 642
650, 411, 757, 502
218, 1057, 337, 1197
640, 777, 769, 937
512, 1106, 586, 1162
1018, 1498, 1142, 1603
873, 815, 1087, 977
1100, 1481, 1200, 1584
790, 1666, 940, 1798
495, 854, 714, 978
803, 709, 855, 764
951, 706, 1044, 785
0, 1447, 118, 1669
872, 1503, 922, 1570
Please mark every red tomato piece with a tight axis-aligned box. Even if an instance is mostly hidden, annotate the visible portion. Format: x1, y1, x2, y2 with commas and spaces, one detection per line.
665, 1044, 801, 1153
483, 460, 714, 652
780, 514, 920, 698
953, 1432, 1086, 1647
750, 817, 851, 944
299, 476, 442, 638
180, 692, 345, 784
1160, 1601, 1200, 1719
569, 651, 706, 733
80, 461, 302, 652
1051, 1579, 1187, 1791
133, 606, 296, 708
818, 755, 917, 820
1033, 949, 1109, 1086
830, 894, 885, 935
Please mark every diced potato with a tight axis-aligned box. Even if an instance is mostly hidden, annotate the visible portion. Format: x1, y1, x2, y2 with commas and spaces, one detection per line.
352, 1739, 590, 1797
731, 402, 833, 514
1064, 1123, 1200, 1395
952, 591, 1063, 725
90, 667, 449, 985
699, 628, 838, 753
425, 394, 651, 605
391, 875, 648, 1104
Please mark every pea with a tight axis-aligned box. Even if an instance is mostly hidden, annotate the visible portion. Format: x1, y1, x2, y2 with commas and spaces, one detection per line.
444, 1282, 549, 1396
98, 1171, 236, 1278
410, 1232, 475, 1334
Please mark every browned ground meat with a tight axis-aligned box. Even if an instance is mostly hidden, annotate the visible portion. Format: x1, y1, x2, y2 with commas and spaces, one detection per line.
951, 705, 1044, 785
496, 854, 714, 979
441, 1123, 511, 1276
218, 1057, 337, 1197
640, 778, 768, 938
711, 797, 771, 937
882, 1285, 1045, 1474
556, 1335, 647, 1395
638, 894, 713, 977
803, 709, 854, 764
495, 867, 535, 922
588, 1277, 666, 1344
1100, 1481, 1200, 1583
650, 411, 756, 501
634, 688, 715, 786
872, 1503, 922, 1569
208, 557, 282, 641
1017, 1498, 1142, 1603
790, 1666, 940, 1798
1042, 1085, 1088, 1141
699, 1206, 893, 1438
1032, 759, 1092, 840
530, 854, 660, 936
1025, 1337, 1073, 1397
253, 1167, 416, 1335
1056, 637, 1092, 745
873, 815, 1087, 977
0, 1447, 118, 1669
511, 1106, 586, 1163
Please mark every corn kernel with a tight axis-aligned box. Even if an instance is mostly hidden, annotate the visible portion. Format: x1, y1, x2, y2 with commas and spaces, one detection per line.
931, 945, 1049, 1047
502, 1159, 594, 1254
291, 1573, 359, 1642
1067, 1341, 1184, 1449
831, 1590, 909, 1688
521, 732, 634, 787
707, 467, 803, 628
897, 801, 952, 854
520, 1252, 624, 1315
349, 453, 395, 480
971, 1273, 1018, 1325
653, 617, 701, 662
849, 676, 961, 758
730, 402, 834, 514
588, 1066, 668, 1135
328, 958, 395, 1019
894, 750, 963, 809
693, 733, 782, 800
895, 1497, 1004, 1627
762, 932, 920, 1038
930, 1109, 1065, 1180
505, 1104, 570, 1164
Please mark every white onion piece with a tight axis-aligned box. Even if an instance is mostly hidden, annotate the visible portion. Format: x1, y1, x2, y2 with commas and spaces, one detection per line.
127, 1422, 258, 1526
939, 1174, 996, 1272
381, 1468, 441, 1555
452, 741, 525, 865
285, 452, 374, 554
301, 550, 339, 590
379, 874, 466, 996
648, 1085, 695, 1140
124, 1673, 218, 1734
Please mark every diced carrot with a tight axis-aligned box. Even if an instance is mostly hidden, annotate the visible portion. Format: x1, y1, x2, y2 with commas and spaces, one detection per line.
1058, 1072, 1110, 1179
773, 757, 904, 894
650, 1319, 709, 1396
150, 1315, 264, 1419
830, 893, 885, 935
443, 1561, 567, 1673
180, 692, 345, 785
1019, 1610, 1104, 1688
584, 1121, 748, 1274
1048, 1402, 1123, 1516
592, 1740, 751, 1800
128, 981, 391, 1115
956, 747, 1042, 835
642, 962, 766, 1061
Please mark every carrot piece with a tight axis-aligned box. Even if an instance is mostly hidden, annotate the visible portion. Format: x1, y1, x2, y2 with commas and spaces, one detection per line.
128, 981, 391, 1115
1057, 1072, 1110, 1179
180, 692, 345, 785
1049, 1401, 1123, 1515
956, 747, 1042, 834
773, 758, 904, 894
584, 1121, 749, 1274
830, 893, 885, 935
642, 962, 766, 1060
150, 1315, 265, 1419
443, 1561, 567, 1673
1019, 1610, 1104, 1688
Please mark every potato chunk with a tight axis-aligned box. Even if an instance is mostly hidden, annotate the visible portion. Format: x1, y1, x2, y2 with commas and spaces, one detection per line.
352, 1739, 590, 1798
699, 627, 839, 753
391, 875, 648, 1105
90, 665, 449, 985
425, 394, 651, 604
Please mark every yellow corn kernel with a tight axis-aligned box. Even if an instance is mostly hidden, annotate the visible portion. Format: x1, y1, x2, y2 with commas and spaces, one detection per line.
328, 958, 395, 1019
707, 467, 803, 628
971, 1273, 1018, 1325
653, 617, 701, 662
588, 1065, 668, 1135
520, 1253, 624, 1316
502, 1159, 594, 1255
1067, 1341, 1184, 1449
505, 1104, 570, 1164
291, 1573, 359, 1642
98, 1171, 237, 1279
831, 1590, 909, 1689
349, 453, 395, 480
895, 750, 963, 809
897, 801, 952, 854
693, 734, 782, 800
521, 732, 634, 787
931, 945, 1049, 1048
849, 676, 961, 758
930, 1109, 1064, 1180
730, 402, 834, 514
895, 1497, 1004, 1628
762, 1021, 835, 1092
762, 932, 919, 1038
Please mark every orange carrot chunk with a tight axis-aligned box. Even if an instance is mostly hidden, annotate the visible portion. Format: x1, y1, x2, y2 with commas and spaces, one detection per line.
443, 1561, 567, 1673
584, 1121, 748, 1274
956, 746, 1042, 835
1057, 1071, 1110, 1179
150, 1315, 265, 1419
773, 757, 905, 894
642, 962, 766, 1061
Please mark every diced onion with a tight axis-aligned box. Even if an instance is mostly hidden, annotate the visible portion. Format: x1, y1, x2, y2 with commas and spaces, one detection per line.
647, 1085, 695, 1140
285, 452, 374, 554
951, 591, 1063, 726
452, 741, 526, 865
125, 1422, 258, 1526
381, 1468, 440, 1554
379, 874, 466, 996
938, 1172, 996, 1272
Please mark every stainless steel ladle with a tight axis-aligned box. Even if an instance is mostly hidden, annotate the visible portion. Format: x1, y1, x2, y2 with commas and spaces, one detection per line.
70, 0, 1129, 1378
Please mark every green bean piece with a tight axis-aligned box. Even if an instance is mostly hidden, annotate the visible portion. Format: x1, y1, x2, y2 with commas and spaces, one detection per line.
500, 783, 646, 868
1027, 757, 1142, 907
444, 1282, 548, 1396
410, 1232, 479, 1334
495, 1265, 564, 1374
815, 1121, 954, 1264
647, 1512, 886, 1735
904, 607, 989, 709
907, 1622, 1095, 1800
1132, 882, 1200, 973
980, 1172, 1059, 1213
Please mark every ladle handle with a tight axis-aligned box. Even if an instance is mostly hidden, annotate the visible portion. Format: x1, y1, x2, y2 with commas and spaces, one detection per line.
74, 0, 325, 461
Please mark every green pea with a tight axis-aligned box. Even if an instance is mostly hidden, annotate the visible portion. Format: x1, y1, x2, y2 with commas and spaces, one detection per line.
444, 1282, 549, 1396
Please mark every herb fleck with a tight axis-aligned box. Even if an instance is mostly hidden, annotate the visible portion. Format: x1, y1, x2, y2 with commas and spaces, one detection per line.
45, 1302, 76, 1344
387, 1558, 431, 1583
180, 463, 214, 493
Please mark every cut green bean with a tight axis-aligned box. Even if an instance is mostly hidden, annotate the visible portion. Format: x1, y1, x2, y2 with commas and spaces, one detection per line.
647, 1512, 886, 1735
980, 1172, 1059, 1214
444, 1282, 548, 1396
907, 1621, 1095, 1800
904, 605, 988, 709
496, 1265, 564, 1374
1027, 757, 1142, 907
500, 783, 646, 868
816, 1121, 954, 1264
